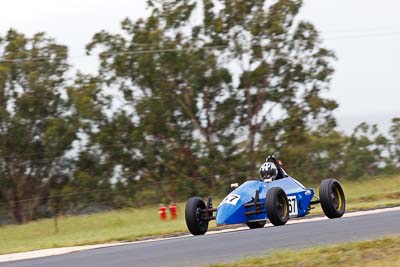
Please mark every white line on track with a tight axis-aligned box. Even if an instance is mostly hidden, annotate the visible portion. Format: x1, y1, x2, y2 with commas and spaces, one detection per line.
0, 206, 399, 263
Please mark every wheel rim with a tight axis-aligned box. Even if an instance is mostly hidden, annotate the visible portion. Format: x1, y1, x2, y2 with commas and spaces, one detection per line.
276, 194, 287, 219
334, 186, 342, 210
195, 207, 206, 226
331, 185, 342, 210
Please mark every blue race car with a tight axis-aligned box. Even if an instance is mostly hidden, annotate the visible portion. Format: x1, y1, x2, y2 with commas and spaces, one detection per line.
185, 156, 346, 235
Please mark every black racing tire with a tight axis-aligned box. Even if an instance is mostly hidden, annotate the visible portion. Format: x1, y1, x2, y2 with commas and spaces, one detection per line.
266, 187, 289, 226
246, 220, 266, 229
319, 178, 346, 219
185, 197, 209, 235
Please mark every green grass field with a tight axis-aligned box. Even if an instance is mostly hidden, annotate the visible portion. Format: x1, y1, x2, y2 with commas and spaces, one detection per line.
208, 236, 400, 267
0, 175, 399, 255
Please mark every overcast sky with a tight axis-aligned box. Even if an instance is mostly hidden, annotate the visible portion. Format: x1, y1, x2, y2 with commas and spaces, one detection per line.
0, 0, 399, 133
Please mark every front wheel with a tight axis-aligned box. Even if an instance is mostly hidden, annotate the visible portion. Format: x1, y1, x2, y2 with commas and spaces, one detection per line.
319, 178, 346, 218
185, 197, 209, 235
266, 187, 289, 226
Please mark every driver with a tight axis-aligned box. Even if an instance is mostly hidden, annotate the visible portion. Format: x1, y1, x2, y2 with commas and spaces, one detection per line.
259, 161, 278, 182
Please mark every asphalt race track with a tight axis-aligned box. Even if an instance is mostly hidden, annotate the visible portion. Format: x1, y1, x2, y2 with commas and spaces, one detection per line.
1, 209, 399, 267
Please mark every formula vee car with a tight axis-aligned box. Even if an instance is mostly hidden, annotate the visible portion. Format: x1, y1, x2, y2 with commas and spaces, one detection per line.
185, 156, 345, 235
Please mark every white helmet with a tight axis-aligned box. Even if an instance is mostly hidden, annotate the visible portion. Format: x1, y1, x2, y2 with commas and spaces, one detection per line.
259, 162, 278, 181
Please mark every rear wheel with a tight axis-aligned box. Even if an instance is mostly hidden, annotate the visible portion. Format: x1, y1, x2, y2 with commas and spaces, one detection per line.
185, 197, 209, 235
266, 187, 289, 226
319, 178, 346, 218
246, 220, 266, 229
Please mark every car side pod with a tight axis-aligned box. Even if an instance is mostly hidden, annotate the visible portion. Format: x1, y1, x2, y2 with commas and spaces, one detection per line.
244, 190, 264, 216
244, 190, 267, 229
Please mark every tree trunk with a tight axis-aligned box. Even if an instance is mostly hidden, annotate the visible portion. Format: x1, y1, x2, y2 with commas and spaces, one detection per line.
10, 173, 39, 224
246, 86, 257, 179
204, 87, 217, 192
29, 193, 44, 222
156, 179, 173, 203
248, 126, 256, 179
10, 175, 25, 224
11, 200, 24, 224
157, 164, 173, 202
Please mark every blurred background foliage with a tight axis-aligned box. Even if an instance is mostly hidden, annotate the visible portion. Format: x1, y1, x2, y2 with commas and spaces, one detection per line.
0, 0, 398, 224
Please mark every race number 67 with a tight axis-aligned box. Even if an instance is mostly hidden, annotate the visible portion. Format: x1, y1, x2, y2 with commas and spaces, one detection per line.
287, 196, 297, 216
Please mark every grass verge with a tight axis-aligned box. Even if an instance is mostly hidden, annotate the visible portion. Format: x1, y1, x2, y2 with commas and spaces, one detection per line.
0, 175, 399, 255
208, 236, 400, 267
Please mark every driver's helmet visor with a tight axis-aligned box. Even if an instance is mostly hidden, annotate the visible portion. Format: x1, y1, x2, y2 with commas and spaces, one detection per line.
264, 173, 275, 179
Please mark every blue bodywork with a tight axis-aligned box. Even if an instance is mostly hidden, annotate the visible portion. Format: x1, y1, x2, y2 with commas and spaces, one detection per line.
216, 177, 314, 225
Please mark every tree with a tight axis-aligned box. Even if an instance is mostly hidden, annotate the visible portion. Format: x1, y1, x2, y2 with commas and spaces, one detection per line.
204, 0, 337, 177
389, 118, 400, 169
86, 0, 338, 194
141, 0, 338, 178
86, 3, 242, 198
341, 123, 390, 178
0, 30, 77, 223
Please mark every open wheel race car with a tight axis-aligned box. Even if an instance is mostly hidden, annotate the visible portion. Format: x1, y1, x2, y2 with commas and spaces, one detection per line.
185, 156, 346, 235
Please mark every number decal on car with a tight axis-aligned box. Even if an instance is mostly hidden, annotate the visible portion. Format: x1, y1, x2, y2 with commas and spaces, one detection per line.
221, 194, 240, 205
287, 195, 298, 216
